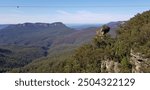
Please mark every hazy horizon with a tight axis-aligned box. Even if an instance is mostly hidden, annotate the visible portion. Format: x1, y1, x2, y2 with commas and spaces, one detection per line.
0, 20, 110, 25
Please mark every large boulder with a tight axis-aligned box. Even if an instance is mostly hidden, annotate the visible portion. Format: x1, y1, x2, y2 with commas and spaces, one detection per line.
96, 25, 110, 37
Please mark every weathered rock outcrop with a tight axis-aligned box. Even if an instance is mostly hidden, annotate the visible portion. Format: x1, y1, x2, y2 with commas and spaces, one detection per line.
96, 25, 110, 37
100, 49, 150, 73
130, 49, 150, 73
101, 60, 121, 73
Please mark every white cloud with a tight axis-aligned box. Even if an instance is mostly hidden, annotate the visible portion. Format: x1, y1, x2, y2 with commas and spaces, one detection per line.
0, 10, 133, 24
53, 10, 132, 24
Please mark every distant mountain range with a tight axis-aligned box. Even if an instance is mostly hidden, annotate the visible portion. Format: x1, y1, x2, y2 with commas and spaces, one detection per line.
0, 24, 10, 30
67, 24, 100, 30
0, 21, 122, 47
0, 22, 75, 47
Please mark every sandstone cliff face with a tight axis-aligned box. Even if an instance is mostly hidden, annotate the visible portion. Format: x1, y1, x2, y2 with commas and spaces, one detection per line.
130, 49, 150, 73
100, 49, 150, 73
101, 60, 121, 73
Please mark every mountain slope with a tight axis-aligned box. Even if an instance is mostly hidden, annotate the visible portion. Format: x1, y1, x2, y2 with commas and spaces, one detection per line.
0, 45, 46, 72
0, 22, 75, 47
51, 21, 122, 47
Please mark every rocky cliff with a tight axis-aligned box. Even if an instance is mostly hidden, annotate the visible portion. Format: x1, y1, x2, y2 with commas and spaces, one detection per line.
96, 25, 150, 73
100, 49, 150, 73
130, 49, 150, 73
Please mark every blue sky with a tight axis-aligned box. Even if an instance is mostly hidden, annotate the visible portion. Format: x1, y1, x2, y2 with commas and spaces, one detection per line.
0, 0, 150, 24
